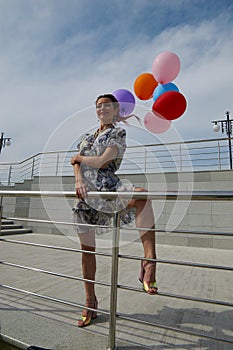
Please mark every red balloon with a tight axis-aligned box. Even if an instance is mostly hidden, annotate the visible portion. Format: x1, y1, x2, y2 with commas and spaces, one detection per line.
152, 91, 187, 120
134, 73, 158, 100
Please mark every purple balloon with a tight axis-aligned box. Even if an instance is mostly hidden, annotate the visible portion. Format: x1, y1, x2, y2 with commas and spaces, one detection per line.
112, 88, 135, 116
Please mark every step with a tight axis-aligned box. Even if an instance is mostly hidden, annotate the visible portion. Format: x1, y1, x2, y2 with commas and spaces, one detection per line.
1, 225, 23, 230
1, 220, 14, 225
0, 228, 33, 235
1, 218, 33, 236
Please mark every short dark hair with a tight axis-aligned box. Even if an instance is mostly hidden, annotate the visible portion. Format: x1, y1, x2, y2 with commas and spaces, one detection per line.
95, 94, 119, 106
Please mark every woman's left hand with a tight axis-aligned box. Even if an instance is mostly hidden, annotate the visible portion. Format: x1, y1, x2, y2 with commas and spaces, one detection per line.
75, 178, 87, 199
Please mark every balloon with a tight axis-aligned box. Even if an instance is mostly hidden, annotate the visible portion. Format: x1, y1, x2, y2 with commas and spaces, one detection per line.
153, 82, 179, 102
134, 73, 158, 100
112, 88, 135, 116
152, 91, 187, 120
144, 111, 171, 134
152, 51, 180, 84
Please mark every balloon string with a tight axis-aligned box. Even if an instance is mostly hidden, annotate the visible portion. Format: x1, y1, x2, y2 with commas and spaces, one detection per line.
118, 114, 142, 126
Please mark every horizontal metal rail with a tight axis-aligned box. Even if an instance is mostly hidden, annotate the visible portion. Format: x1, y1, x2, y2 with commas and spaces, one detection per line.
1, 238, 233, 272
1, 282, 232, 346
1, 260, 233, 309
0, 261, 110, 288
1, 189, 233, 200
3, 215, 114, 230
0, 238, 112, 257
0, 136, 233, 185
116, 313, 233, 345
117, 283, 233, 307
2, 215, 233, 236
0, 284, 109, 317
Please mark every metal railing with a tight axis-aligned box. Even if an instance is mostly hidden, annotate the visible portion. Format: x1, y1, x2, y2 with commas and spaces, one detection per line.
1, 190, 233, 349
0, 137, 232, 186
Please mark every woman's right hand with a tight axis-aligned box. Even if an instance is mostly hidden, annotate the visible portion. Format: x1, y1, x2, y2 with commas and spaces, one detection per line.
75, 179, 87, 199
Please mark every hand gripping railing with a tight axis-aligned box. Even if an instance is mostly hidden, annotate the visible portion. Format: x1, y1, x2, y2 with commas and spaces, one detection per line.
1, 190, 233, 349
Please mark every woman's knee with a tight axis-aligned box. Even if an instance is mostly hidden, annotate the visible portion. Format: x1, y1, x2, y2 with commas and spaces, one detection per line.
78, 232, 96, 249
130, 187, 151, 209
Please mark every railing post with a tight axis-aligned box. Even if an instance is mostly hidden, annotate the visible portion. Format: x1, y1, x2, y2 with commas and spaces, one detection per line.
179, 145, 182, 172
108, 211, 121, 350
0, 196, 3, 235
217, 141, 221, 170
144, 147, 147, 173
31, 157, 35, 179
7, 165, 12, 186
55, 153, 60, 176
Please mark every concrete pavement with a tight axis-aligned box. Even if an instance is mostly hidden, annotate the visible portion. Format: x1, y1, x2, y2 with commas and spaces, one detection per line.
1, 232, 233, 349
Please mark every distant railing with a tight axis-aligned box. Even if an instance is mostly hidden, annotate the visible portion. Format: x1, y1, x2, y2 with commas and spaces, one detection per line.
0, 137, 232, 186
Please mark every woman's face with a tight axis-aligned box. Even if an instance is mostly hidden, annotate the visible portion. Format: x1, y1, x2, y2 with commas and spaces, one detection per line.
96, 97, 118, 125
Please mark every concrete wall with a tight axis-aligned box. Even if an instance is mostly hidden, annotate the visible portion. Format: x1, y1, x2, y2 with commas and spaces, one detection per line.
1, 170, 233, 248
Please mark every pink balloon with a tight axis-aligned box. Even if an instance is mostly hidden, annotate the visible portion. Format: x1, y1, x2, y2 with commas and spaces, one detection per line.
144, 111, 171, 134
152, 51, 180, 84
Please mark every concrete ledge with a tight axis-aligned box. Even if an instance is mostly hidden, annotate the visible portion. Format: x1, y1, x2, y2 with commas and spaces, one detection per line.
0, 306, 111, 350
156, 231, 233, 249
0, 334, 29, 350
2, 171, 233, 238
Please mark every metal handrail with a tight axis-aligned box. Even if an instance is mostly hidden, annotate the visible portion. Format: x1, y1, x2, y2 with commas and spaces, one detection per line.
1, 189, 233, 200
1, 136, 233, 186
3, 215, 233, 236
1, 190, 233, 349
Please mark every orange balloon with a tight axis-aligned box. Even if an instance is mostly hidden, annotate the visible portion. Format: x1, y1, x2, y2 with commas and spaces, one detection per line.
134, 73, 158, 100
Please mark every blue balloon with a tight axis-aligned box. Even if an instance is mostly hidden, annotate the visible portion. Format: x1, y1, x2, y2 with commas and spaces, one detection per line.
153, 82, 179, 102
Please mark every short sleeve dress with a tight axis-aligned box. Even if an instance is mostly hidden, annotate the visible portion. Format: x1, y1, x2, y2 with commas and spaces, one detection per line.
72, 125, 136, 234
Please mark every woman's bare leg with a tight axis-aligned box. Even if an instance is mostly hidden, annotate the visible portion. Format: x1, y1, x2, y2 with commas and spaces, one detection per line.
77, 230, 98, 326
128, 188, 157, 293
78, 230, 96, 301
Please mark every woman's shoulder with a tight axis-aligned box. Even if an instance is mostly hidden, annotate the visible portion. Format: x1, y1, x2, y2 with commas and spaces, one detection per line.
110, 126, 126, 137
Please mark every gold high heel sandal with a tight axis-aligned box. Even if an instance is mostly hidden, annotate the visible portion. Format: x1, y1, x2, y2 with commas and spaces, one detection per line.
139, 260, 158, 295
78, 298, 98, 327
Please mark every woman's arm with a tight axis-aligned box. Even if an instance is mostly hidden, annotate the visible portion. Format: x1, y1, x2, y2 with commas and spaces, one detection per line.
72, 163, 87, 199
71, 146, 118, 169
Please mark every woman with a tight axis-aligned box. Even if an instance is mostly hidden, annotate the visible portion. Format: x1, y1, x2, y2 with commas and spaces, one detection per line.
71, 94, 157, 328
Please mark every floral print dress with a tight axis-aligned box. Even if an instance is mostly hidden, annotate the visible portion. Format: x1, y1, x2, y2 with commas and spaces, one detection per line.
72, 125, 136, 234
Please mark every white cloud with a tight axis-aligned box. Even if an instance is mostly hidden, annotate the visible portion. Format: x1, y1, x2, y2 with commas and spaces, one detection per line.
0, 1, 232, 163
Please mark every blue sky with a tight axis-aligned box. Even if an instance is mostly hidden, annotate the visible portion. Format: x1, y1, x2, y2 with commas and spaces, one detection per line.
0, 0, 233, 162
